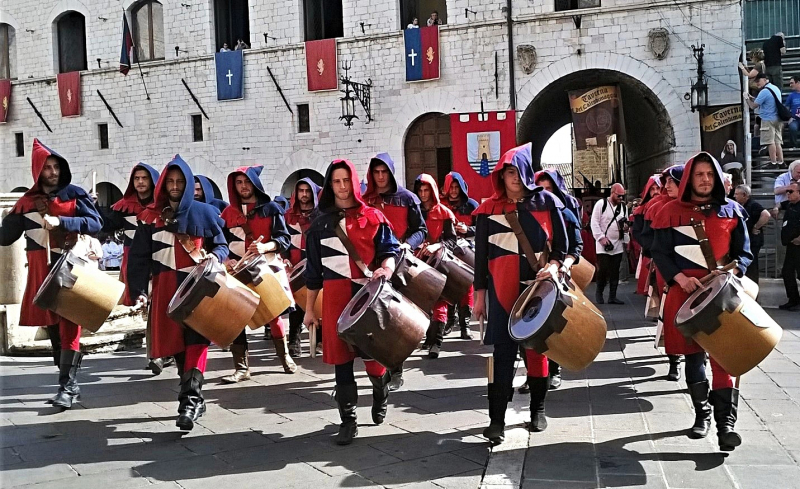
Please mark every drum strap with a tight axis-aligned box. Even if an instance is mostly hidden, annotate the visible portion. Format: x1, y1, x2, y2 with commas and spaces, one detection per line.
505, 211, 547, 272
177, 233, 206, 263
691, 219, 720, 272
335, 220, 374, 278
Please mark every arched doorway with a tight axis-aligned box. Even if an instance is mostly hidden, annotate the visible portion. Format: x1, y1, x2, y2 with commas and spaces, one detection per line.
517, 69, 675, 196
10, 186, 28, 193
95, 182, 123, 232
404, 112, 452, 189
280, 169, 324, 198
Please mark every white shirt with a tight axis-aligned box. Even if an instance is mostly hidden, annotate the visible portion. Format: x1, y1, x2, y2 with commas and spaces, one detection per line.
71, 235, 104, 269
775, 171, 794, 205
590, 198, 627, 255
102, 241, 124, 269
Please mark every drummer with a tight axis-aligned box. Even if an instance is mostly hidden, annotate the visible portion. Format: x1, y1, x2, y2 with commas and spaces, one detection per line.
414, 173, 460, 359
303, 159, 400, 446
284, 178, 321, 358
0, 139, 102, 410
473, 143, 569, 443
128, 155, 229, 430
649, 152, 752, 452
630, 175, 661, 297
441, 172, 478, 339
362, 153, 427, 391
106, 163, 171, 375
533, 169, 584, 391
220, 165, 297, 381
641, 165, 686, 383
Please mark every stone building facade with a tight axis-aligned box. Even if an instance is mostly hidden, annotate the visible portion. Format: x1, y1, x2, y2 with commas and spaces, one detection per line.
0, 0, 743, 202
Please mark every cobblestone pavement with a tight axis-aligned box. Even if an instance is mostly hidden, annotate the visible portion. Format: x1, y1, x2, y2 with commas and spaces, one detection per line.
1, 283, 799, 489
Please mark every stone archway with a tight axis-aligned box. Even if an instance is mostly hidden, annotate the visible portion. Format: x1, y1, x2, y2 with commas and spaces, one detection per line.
517, 66, 680, 194
403, 112, 452, 189
280, 169, 324, 198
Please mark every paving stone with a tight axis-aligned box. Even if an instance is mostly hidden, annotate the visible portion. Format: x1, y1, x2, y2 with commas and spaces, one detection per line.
0, 462, 77, 488
358, 452, 483, 486
10, 468, 150, 489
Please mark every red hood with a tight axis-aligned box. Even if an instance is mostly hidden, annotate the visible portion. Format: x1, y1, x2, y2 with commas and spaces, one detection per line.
678, 152, 727, 205
414, 173, 442, 206
318, 159, 367, 213
29, 139, 71, 193
640, 175, 661, 203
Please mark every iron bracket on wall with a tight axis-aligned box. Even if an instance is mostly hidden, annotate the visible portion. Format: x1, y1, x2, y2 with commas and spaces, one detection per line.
26, 97, 52, 133
96, 90, 124, 128
181, 79, 209, 120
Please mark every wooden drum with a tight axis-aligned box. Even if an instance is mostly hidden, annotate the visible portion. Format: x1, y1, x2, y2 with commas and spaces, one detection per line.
337, 278, 428, 370
391, 248, 446, 312
675, 273, 781, 376
570, 259, 596, 291
288, 259, 323, 319
34, 251, 125, 332
425, 247, 474, 305
168, 258, 259, 348
509, 278, 607, 371
453, 238, 475, 268
233, 253, 294, 328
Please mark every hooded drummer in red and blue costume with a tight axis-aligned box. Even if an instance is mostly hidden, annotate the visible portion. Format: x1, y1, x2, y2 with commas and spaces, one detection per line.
641, 165, 685, 382
441, 172, 479, 339
220, 165, 297, 381
107, 163, 160, 307
362, 152, 427, 391
0, 139, 102, 409
533, 169, 584, 391
414, 173, 459, 358
473, 143, 569, 444
284, 177, 322, 357
127, 155, 229, 431
650, 152, 752, 452
630, 175, 662, 296
303, 159, 400, 446
193, 174, 229, 212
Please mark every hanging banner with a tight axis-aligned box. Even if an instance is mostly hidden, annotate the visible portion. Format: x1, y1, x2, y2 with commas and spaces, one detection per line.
305, 39, 338, 92
568, 86, 619, 150
0, 79, 10, 123
449, 111, 517, 201
57, 72, 81, 117
404, 26, 440, 82
700, 105, 744, 171
215, 50, 244, 100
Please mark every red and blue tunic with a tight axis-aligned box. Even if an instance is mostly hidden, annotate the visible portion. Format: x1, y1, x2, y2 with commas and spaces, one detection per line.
285, 177, 320, 266
0, 139, 102, 327
305, 160, 400, 366
127, 156, 228, 359
442, 172, 479, 238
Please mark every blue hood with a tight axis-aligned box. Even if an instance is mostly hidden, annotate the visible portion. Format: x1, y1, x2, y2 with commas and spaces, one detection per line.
535, 169, 582, 213
123, 163, 159, 201
194, 174, 228, 212
151, 155, 224, 237
363, 152, 420, 207
290, 177, 321, 210
491, 143, 538, 197
227, 165, 283, 217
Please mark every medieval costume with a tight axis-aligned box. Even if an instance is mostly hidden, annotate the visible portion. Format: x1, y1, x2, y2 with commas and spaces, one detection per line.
0, 139, 102, 409
285, 178, 321, 357
474, 143, 568, 443
362, 153, 427, 390
630, 175, 662, 296
414, 173, 459, 359
304, 159, 400, 445
194, 174, 229, 212
220, 165, 296, 379
650, 152, 752, 451
441, 172, 478, 339
127, 155, 229, 430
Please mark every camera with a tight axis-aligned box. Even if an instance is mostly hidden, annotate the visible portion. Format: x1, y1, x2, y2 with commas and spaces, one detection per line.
604, 242, 614, 252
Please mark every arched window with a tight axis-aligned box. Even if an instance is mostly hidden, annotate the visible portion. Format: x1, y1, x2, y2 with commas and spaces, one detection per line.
214, 0, 250, 52
132, 0, 164, 61
56, 11, 87, 73
0, 23, 17, 79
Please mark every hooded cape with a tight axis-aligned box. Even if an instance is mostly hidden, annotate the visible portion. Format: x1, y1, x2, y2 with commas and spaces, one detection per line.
194, 175, 228, 212
414, 173, 457, 242
288, 177, 321, 218
139, 155, 226, 238
442, 172, 479, 216
111, 163, 160, 215
363, 153, 421, 208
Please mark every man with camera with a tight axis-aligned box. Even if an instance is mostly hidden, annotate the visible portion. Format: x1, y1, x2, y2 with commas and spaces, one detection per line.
590, 183, 629, 304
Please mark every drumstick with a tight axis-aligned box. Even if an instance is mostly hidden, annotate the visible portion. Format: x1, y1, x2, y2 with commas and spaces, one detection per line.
487, 356, 494, 383
309, 325, 317, 359
232, 237, 265, 272
479, 317, 485, 343
735, 376, 741, 389
699, 261, 738, 286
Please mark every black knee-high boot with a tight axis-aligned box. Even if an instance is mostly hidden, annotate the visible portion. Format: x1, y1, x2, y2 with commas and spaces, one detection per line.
52, 350, 82, 409
334, 383, 359, 445
709, 387, 742, 451
176, 368, 206, 431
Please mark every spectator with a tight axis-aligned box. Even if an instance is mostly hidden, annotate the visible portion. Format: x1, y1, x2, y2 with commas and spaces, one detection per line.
739, 49, 766, 94
590, 183, 629, 304
427, 11, 441, 26
762, 32, 786, 91
786, 75, 800, 149
102, 236, 123, 271
779, 181, 800, 310
235, 39, 249, 51
720, 140, 741, 166
220, 43, 230, 52
772, 160, 800, 218
734, 184, 771, 286
407, 17, 419, 29
745, 73, 784, 169
72, 234, 103, 269
723, 173, 734, 198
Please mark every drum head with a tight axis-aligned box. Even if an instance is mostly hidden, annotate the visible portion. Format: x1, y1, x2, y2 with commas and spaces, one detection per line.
675, 274, 727, 325
426, 246, 447, 269
509, 280, 558, 342
337, 278, 384, 335
33, 251, 77, 309
289, 259, 307, 291
168, 259, 215, 317
232, 254, 266, 286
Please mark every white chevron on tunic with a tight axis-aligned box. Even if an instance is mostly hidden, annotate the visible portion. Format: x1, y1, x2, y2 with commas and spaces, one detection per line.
321, 236, 351, 278
23, 212, 49, 249
675, 245, 708, 269
152, 230, 177, 269
487, 215, 518, 253
124, 216, 137, 240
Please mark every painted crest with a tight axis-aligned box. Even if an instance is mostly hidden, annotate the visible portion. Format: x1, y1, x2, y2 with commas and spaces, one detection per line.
517, 45, 537, 75
648, 28, 670, 60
